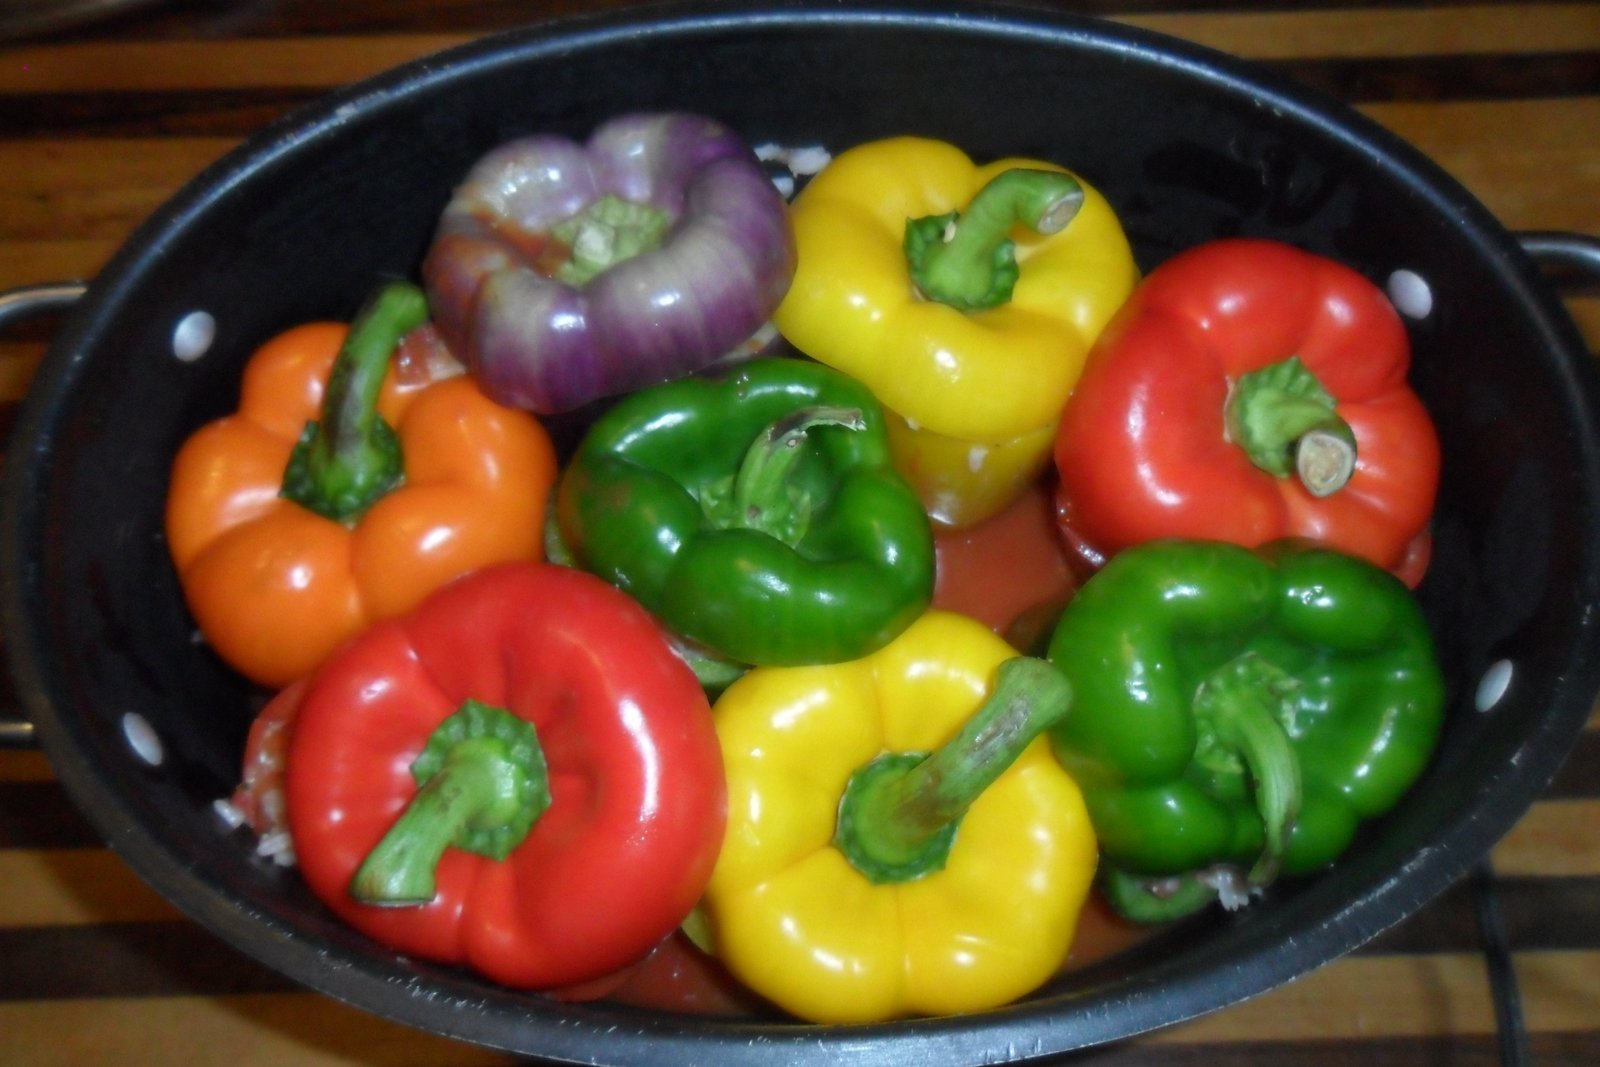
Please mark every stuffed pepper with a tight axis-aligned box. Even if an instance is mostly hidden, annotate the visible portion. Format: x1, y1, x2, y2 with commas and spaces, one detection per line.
282, 562, 726, 990
1046, 538, 1445, 922
166, 283, 558, 688
423, 112, 795, 414
1053, 238, 1441, 586
773, 135, 1138, 526
554, 357, 935, 676
700, 612, 1097, 1022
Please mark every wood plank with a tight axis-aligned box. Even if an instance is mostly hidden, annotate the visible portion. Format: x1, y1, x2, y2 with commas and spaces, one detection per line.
1492, 798, 1600, 876
1122, 4, 1600, 60
0, 137, 233, 193
0, 920, 298, 999
0, 138, 234, 243
0, 780, 106, 848
0, 237, 115, 290
0, 993, 514, 1067
1545, 729, 1600, 799
0, 848, 179, 925
1517, 948, 1600, 1032
0, 953, 1588, 1062
0, 748, 55, 782
1147, 952, 1496, 1042
1360, 98, 1600, 237
0, 37, 468, 93
0, 95, 1593, 294
0, 5, 1596, 96
1566, 295, 1600, 354
0, 341, 44, 403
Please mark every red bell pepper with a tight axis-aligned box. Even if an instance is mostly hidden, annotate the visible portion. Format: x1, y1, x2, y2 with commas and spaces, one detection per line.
1053, 238, 1440, 586
281, 561, 726, 990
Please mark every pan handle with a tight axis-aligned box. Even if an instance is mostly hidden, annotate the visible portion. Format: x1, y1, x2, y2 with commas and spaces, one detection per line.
0, 281, 88, 749
1517, 231, 1600, 292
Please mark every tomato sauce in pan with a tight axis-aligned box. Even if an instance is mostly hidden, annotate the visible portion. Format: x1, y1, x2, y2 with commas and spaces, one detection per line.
603, 479, 1150, 1016
230, 477, 1150, 1016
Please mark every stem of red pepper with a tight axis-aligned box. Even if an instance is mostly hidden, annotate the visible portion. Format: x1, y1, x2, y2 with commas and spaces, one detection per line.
834, 656, 1072, 883
280, 282, 429, 522
904, 168, 1084, 311
350, 700, 551, 907
701, 405, 866, 543
1191, 652, 1303, 887
1224, 355, 1357, 497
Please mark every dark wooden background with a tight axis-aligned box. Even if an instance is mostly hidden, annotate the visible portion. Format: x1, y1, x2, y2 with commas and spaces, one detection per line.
1, 1, 1597, 1064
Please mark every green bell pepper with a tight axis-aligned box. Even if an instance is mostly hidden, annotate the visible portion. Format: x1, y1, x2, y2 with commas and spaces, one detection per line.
1045, 538, 1446, 923
555, 357, 935, 673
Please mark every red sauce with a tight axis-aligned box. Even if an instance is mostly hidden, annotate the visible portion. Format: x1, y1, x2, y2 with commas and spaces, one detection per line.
931, 477, 1076, 641
235, 475, 1147, 1015
603, 477, 1150, 1016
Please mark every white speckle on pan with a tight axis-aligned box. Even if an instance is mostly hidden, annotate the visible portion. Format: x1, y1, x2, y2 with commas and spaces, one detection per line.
1387, 269, 1433, 319
256, 829, 297, 867
754, 143, 833, 176
785, 145, 832, 175
212, 797, 246, 830
172, 311, 216, 362
1476, 659, 1514, 712
122, 712, 164, 766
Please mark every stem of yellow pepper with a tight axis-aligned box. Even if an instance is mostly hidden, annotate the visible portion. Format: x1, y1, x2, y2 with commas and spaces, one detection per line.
350, 700, 550, 907
834, 656, 1072, 883
280, 282, 429, 522
904, 168, 1084, 311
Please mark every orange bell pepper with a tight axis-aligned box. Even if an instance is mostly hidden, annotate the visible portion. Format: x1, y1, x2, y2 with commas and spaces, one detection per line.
166, 283, 558, 689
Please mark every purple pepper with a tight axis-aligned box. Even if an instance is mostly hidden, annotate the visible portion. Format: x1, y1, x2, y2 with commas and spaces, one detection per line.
422, 112, 796, 414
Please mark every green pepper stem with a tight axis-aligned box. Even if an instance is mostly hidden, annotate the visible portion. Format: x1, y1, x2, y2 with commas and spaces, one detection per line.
350, 700, 550, 907
702, 404, 865, 543
834, 656, 1073, 883
280, 282, 428, 522
1224, 355, 1357, 497
1192, 653, 1303, 886
1100, 867, 1222, 924
904, 168, 1084, 311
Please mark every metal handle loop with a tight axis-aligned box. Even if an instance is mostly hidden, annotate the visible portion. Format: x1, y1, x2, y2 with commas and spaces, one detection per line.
0, 281, 87, 749
1517, 232, 1600, 292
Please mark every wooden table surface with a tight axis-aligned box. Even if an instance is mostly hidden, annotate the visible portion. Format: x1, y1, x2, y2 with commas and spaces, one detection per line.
1, 1, 1598, 1064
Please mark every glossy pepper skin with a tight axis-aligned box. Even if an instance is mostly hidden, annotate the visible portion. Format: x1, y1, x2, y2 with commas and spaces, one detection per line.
701, 612, 1098, 1023
423, 112, 795, 414
284, 562, 726, 990
1046, 539, 1445, 922
1053, 238, 1441, 586
555, 356, 935, 670
773, 136, 1138, 527
167, 284, 557, 688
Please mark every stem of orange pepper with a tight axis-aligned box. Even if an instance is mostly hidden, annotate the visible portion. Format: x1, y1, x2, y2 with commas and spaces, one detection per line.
280, 282, 429, 522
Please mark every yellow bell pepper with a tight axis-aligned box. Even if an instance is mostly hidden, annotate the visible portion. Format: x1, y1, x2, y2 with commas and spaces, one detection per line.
772, 136, 1138, 527
700, 611, 1097, 1023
